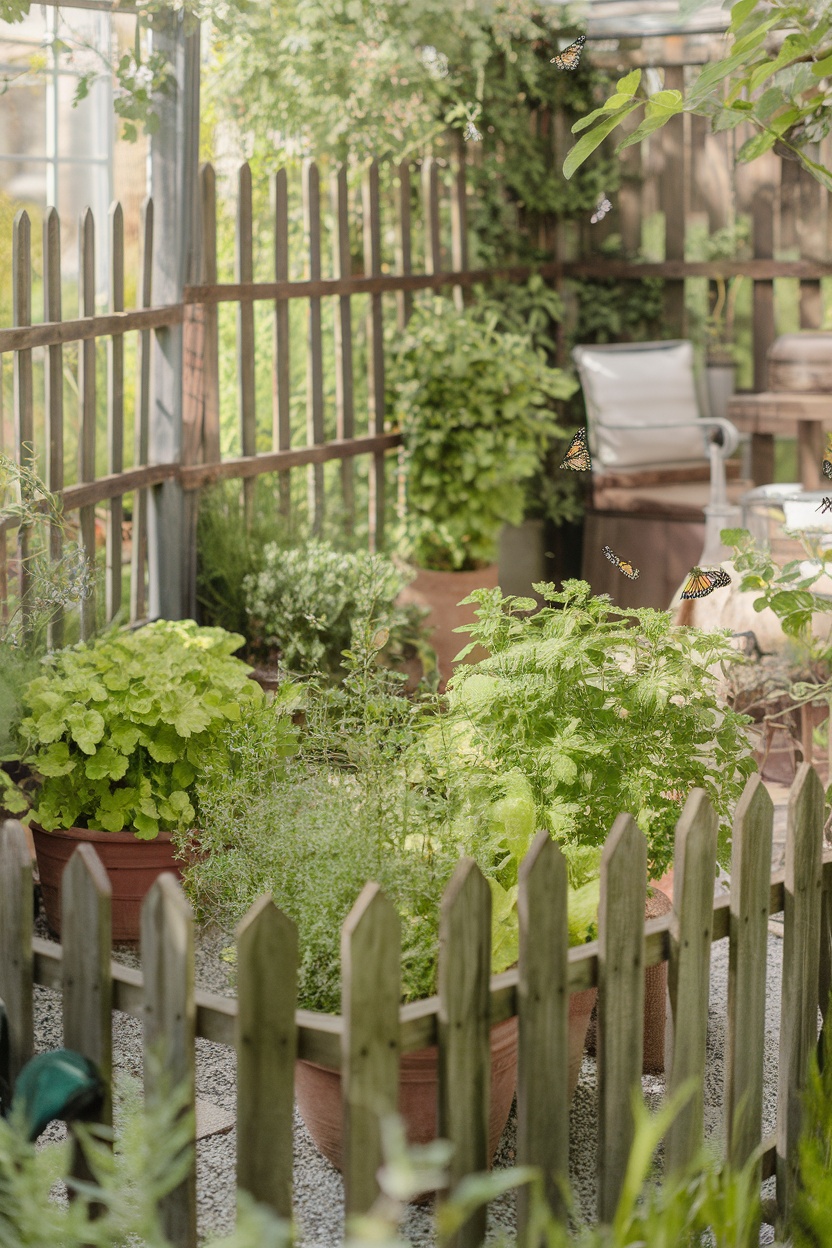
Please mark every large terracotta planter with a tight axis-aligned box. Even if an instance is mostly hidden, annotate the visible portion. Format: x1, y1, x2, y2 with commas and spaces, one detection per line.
398, 564, 499, 690
31, 825, 183, 942
296, 987, 598, 1190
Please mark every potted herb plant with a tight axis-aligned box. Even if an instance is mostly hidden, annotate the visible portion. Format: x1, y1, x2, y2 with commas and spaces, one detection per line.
425, 579, 756, 1069
176, 613, 600, 1177
15, 618, 263, 941
387, 297, 577, 685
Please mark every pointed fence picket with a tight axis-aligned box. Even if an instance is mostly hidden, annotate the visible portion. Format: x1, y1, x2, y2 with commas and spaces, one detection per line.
2, 769, 832, 1246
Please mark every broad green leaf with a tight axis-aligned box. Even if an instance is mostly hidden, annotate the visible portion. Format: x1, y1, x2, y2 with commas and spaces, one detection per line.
147, 724, 182, 763
736, 128, 779, 161
714, 105, 755, 131
32, 741, 75, 777
85, 745, 130, 782
572, 95, 639, 134
616, 92, 684, 149
66, 706, 106, 755
563, 102, 641, 179
109, 721, 142, 753
729, 0, 760, 29
172, 695, 211, 738
616, 68, 642, 95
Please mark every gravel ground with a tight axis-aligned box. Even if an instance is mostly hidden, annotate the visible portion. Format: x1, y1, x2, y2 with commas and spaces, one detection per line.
32, 898, 788, 1247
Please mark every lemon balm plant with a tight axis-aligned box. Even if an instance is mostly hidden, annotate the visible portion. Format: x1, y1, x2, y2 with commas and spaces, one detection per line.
16, 619, 263, 939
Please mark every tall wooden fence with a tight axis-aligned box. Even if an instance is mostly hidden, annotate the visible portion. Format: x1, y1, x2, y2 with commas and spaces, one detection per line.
1, 85, 831, 633
2, 767, 832, 1246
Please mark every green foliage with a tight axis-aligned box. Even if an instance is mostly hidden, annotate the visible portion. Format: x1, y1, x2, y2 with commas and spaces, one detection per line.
563, 0, 832, 192
17, 619, 263, 838
243, 539, 424, 678
430, 580, 756, 885
201, 0, 619, 248
0, 1058, 293, 1248
178, 623, 458, 1012
566, 240, 666, 347
387, 298, 578, 571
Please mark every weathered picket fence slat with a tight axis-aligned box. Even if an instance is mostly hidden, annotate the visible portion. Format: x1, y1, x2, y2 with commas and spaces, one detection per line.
303, 159, 326, 534
362, 158, 386, 553
106, 202, 125, 623
3, 769, 832, 1247
130, 196, 154, 624
596, 814, 647, 1223
331, 162, 356, 532
725, 772, 773, 1211
664, 788, 718, 1176
236, 162, 257, 527
43, 206, 64, 650
272, 166, 292, 520
776, 763, 824, 1224
78, 206, 97, 641
12, 210, 33, 624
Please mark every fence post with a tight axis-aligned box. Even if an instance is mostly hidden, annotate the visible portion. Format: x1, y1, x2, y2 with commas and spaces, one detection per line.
725, 774, 773, 1208
237, 162, 257, 528
0, 820, 33, 1082
272, 167, 292, 522
438, 857, 491, 1248
597, 814, 647, 1224
130, 196, 153, 624
12, 209, 33, 628
142, 874, 197, 1248
331, 162, 355, 533
43, 206, 64, 649
342, 882, 401, 1216
147, 8, 201, 621
362, 159, 386, 552
236, 895, 297, 1220
107, 202, 125, 625
78, 206, 97, 640
517, 830, 569, 1236
303, 159, 325, 536
776, 764, 824, 1225
664, 789, 718, 1177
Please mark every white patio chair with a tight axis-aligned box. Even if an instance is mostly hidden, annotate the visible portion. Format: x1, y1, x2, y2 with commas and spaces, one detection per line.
571, 339, 752, 607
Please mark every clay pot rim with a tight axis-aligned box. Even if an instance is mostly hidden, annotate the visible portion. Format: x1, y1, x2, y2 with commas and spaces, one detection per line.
31, 823, 177, 846
298, 1015, 519, 1076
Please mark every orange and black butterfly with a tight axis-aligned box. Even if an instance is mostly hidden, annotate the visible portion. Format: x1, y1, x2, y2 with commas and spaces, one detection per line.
559, 427, 592, 471
551, 33, 586, 71
680, 566, 731, 600
603, 545, 639, 580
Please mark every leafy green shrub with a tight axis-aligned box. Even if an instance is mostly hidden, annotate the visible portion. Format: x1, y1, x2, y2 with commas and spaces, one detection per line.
429, 580, 756, 888
17, 620, 263, 838
243, 539, 424, 678
387, 298, 578, 571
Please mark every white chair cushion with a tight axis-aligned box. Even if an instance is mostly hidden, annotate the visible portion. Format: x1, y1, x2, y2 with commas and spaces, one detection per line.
573, 341, 708, 470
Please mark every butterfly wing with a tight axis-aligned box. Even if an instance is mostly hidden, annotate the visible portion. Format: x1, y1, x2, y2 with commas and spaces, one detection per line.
559, 427, 592, 471
602, 545, 618, 566
711, 568, 731, 588
823, 459, 832, 479
680, 569, 714, 599
551, 34, 586, 70
618, 560, 640, 580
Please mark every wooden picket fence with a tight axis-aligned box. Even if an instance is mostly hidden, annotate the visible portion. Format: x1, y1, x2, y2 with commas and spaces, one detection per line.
2, 767, 832, 1246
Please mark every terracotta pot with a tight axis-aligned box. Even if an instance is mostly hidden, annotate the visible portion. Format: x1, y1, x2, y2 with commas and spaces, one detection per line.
31, 824, 183, 942
584, 886, 672, 1075
296, 988, 598, 1191
397, 564, 499, 690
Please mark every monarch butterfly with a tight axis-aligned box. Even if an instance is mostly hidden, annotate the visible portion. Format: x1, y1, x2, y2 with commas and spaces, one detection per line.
464, 120, 483, 142
823, 459, 832, 479
551, 34, 586, 71
603, 545, 640, 579
591, 195, 612, 224
817, 496, 832, 514
680, 566, 731, 600
559, 427, 592, 471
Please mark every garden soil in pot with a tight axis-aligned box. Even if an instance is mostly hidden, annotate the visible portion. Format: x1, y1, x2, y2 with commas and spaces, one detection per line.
32, 825, 183, 942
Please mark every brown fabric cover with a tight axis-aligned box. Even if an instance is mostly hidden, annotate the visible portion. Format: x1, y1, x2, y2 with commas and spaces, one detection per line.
594, 460, 743, 490
582, 509, 706, 610
592, 477, 753, 520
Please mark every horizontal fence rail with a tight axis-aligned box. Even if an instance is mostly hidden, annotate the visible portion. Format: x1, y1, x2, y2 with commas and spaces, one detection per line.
3, 767, 832, 1246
